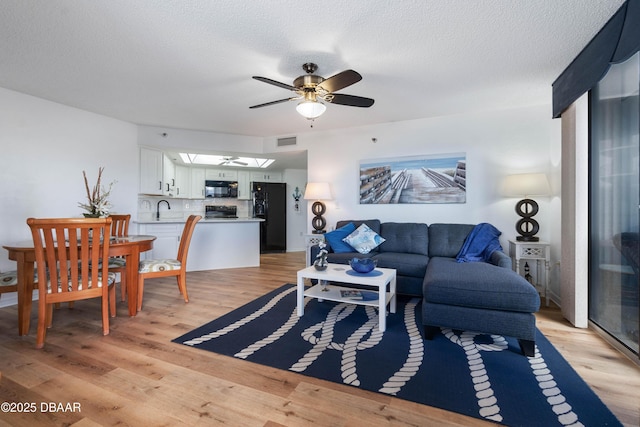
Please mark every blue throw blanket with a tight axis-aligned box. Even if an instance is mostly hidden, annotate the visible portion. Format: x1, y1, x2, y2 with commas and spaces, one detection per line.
456, 223, 502, 263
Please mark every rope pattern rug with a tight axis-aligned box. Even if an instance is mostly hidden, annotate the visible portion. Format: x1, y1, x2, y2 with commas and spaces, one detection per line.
173, 285, 621, 427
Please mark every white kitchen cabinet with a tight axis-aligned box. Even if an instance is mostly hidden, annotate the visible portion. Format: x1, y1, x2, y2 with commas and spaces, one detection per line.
163, 155, 176, 196
189, 167, 206, 199
251, 171, 282, 182
206, 169, 238, 180
237, 170, 251, 200
138, 222, 182, 260
175, 166, 191, 198
139, 147, 164, 195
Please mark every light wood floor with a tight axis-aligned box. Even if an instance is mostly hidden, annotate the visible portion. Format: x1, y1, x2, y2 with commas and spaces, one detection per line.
0, 252, 638, 426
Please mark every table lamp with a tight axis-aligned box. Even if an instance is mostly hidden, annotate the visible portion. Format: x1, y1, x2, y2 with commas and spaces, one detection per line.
502, 173, 550, 242
304, 182, 332, 234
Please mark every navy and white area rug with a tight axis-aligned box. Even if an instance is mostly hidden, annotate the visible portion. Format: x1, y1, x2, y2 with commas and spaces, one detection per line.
173, 284, 621, 427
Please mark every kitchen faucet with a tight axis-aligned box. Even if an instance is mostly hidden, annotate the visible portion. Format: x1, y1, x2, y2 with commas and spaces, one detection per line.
156, 199, 170, 220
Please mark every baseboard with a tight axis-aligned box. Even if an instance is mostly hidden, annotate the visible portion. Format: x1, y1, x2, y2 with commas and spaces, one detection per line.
547, 289, 561, 307
0, 293, 17, 308
0, 291, 39, 308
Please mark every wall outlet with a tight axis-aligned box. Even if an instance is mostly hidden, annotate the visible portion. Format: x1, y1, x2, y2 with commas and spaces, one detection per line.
185, 203, 189, 209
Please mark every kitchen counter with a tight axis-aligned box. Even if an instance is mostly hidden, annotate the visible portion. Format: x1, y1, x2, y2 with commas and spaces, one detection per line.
135, 217, 263, 224
135, 217, 262, 271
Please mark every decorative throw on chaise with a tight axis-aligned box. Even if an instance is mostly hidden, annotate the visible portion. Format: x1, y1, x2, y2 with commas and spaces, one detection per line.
455, 222, 502, 263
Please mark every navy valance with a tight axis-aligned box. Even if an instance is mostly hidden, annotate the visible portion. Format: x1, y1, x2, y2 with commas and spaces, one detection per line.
552, 0, 640, 118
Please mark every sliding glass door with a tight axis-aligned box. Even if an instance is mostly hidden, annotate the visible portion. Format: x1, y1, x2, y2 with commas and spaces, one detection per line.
589, 52, 640, 357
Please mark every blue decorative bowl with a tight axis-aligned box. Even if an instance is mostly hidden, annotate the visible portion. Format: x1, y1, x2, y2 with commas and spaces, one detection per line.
349, 258, 377, 273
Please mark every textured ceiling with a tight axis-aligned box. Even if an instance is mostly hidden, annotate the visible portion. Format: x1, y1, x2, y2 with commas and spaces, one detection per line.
0, 0, 625, 138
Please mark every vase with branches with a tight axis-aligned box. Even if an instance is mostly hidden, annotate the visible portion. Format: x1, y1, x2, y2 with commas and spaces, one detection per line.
78, 167, 115, 218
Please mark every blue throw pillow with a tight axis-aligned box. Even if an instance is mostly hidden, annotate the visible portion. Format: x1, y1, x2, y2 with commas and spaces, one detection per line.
343, 223, 386, 254
324, 222, 357, 253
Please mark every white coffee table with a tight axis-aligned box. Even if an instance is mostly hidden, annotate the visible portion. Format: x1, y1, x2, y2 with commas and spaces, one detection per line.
297, 263, 397, 331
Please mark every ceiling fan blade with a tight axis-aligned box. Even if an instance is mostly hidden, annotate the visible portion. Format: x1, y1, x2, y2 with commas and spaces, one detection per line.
328, 93, 375, 108
252, 76, 296, 91
317, 70, 362, 93
249, 98, 295, 109
232, 160, 249, 166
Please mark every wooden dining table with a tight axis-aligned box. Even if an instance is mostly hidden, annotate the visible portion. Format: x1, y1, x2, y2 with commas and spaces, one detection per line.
3, 234, 156, 336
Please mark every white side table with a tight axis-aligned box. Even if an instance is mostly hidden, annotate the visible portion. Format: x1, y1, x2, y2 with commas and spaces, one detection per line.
508, 240, 551, 306
304, 234, 325, 266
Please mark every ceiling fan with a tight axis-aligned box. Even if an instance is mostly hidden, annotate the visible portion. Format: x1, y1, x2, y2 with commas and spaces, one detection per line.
250, 63, 375, 119
219, 156, 248, 166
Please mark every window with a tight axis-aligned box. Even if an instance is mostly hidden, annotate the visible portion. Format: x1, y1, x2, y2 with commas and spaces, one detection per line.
589, 52, 640, 357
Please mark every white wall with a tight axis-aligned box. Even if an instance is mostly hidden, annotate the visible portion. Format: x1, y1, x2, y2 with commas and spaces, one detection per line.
560, 95, 590, 327
283, 169, 308, 252
0, 87, 138, 306
265, 104, 562, 299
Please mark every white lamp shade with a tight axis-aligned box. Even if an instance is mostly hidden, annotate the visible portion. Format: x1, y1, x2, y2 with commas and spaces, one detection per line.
296, 101, 326, 119
502, 173, 551, 197
304, 182, 332, 200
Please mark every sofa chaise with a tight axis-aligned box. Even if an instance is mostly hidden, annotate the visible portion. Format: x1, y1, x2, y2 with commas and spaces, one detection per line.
310, 220, 541, 356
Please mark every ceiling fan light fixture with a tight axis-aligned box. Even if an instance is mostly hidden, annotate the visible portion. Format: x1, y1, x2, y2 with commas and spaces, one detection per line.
251, 63, 373, 119
296, 100, 326, 119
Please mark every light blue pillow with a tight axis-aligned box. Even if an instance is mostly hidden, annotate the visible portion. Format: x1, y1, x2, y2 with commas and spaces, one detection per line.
343, 223, 386, 254
324, 222, 357, 253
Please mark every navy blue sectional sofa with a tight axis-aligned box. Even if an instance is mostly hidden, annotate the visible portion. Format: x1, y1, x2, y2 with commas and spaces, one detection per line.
309, 220, 541, 356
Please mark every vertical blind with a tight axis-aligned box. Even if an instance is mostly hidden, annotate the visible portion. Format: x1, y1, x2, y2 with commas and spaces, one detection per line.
552, 0, 640, 118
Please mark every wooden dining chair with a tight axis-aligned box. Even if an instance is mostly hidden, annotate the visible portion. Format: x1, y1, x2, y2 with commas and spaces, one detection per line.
27, 217, 116, 349
108, 214, 131, 301
137, 215, 202, 311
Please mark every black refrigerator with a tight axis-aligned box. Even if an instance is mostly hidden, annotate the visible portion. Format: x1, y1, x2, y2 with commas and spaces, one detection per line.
252, 182, 287, 253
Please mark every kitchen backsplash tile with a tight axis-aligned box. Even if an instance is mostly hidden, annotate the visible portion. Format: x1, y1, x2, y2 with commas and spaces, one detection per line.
137, 196, 251, 221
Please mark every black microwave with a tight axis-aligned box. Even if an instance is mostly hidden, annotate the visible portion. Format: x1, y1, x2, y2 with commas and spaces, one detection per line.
205, 180, 238, 198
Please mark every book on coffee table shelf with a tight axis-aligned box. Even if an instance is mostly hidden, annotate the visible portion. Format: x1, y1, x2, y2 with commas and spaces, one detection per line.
340, 290, 363, 300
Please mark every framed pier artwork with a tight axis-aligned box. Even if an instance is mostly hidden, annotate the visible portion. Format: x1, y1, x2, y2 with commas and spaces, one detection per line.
359, 153, 466, 204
